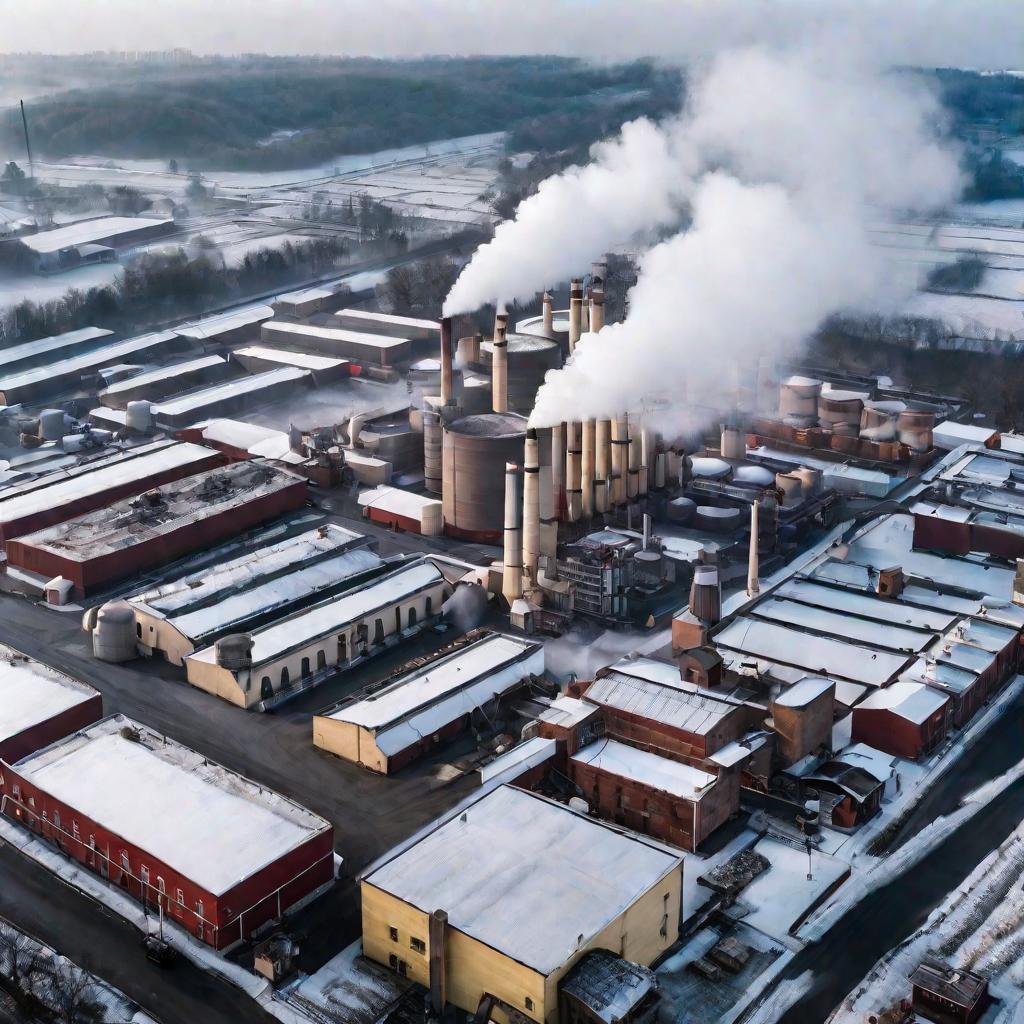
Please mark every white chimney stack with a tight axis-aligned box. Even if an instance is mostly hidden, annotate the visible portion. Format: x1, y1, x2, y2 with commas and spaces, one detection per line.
747, 500, 761, 598
627, 417, 640, 500
542, 291, 555, 339
581, 419, 595, 519
522, 430, 541, 583
439, 316, 454, 406
491, 311, 509, 413
502, 462, 523, 605
610, 416, 628, 507
590, 287, 605, 334
565, 422, 582, 522
568, 280, 583, 354
595, 418, 611, 514
550, 422, 565, 520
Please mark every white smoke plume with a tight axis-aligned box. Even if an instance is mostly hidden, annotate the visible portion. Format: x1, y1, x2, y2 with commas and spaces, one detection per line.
523, 46, 963, 427
443, 116, 696, 315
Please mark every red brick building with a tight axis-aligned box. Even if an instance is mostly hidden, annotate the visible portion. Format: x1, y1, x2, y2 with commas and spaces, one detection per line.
851, 682, 950, 760
1, 716, 334, 950
0, 651, 102, 765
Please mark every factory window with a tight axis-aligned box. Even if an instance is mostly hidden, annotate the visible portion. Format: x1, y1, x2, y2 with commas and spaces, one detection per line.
261, 676, 273, 700
317, 650, 327, 671
176, 888, 185, 905
72, 821, 80, 842
410, 937, 425, 954
525, 997, 534, 1012
395, 608, 402, 632
339, 635, 349, 661
120, 851, 129, 876
280, 667, 290, 689
425, 597, 433, 616
374, 618, 385, 644
389, 927, 399, 942
301, 657, 311, 678
136, 623, 142, 639
407, 607, 417, 628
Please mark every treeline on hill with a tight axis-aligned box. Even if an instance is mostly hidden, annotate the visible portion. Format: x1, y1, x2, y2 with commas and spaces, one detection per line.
2, 236, 348, 345
0, 56, 679, 172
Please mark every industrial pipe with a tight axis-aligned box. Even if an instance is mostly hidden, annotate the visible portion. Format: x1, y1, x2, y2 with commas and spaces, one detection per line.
502, 462, 523, 604
747, 500, 761, 598
492, 311, 509, 413
565, 422, 582, 522
595, 418, 611, 514
522, 429, 541, 583
439, 316, 454, 406
610, 416, 627, 507
542, 292, 555, 339
550, 422, 565, 519
581, 419, 595, 519
627, 417, 640, 500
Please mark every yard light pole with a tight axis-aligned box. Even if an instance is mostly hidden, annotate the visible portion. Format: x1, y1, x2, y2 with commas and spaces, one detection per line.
806, 838, 813, 881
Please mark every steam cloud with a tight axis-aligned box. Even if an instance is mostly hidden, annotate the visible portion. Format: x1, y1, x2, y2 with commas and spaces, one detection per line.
458, 45, 964, 428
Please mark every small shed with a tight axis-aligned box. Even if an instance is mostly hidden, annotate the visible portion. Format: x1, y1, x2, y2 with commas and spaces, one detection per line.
910, 958, 988, 1024
851, 682, 949, 760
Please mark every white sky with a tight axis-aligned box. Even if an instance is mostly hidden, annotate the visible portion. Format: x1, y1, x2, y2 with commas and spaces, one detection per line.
0, 0, 1021, 68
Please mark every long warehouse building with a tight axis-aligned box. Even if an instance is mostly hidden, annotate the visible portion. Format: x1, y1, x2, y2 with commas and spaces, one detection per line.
261, 321, 411, 366
185, 557, 451, 708
0, 326, 114, 377
0, 439, 224, 544
0, 715, 334, 949
7, 461, 308, 594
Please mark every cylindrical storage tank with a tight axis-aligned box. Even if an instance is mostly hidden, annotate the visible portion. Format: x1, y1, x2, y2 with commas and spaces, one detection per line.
667, 496, 697, 524
420, 501, 444, 537
442, 412, 529, 540
423, 410, 443, 494
733, 464, 776, 488
776, 472, 805, 507
479, 334, 561, 416
38, 409, 65, 441
860, 400, 905, 442
654, 452, 667, 489
689, 456, 732, 480
720, 426, 746, 460
214, 633, 254, 671
897, 409, 935, 452
783, 375, 823, 399
817, 391, 864, 429
92, 600, 138, 663
793, 467, 823, 497
125, 400, 152, 433
634, 549, 662, 582
689, 565, 721, 623
694, 505, 743, 532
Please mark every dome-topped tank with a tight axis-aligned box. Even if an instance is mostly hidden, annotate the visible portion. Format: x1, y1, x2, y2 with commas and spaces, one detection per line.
689, 457, 732, 480
442, 412, 529, 541
733, 464, 775, 487
480, 333, 561, 415
92, 600, 137, 663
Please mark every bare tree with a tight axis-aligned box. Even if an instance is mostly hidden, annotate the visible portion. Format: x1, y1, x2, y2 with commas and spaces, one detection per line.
0, 921, 47, 1008
41, 960, 105, 1024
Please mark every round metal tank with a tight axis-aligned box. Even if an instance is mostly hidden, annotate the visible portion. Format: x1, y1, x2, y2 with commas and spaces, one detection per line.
689, 456, 732, 480
38, 409, 65, 441
667, 496, 696, 524
420, 500, 443, 537
733, 464, 775, 487
689, 565, 721, 621
442, 412, 529, 539
897, 409, 935, 452
92, 600, 138, 663
780, 390, 818, 417
818, 391, 864, 429
776, 472, 804, 507
423, 410, 442, 494
125, 401, 152, 432
783, 375, 823, 399
480, 334, 561, 415
793, 466, 823, 496
720, 426, 746, 460
860, 400, 905, 442
634, 549, 662, 581
694, 505, 742, 532
214, 633, 254, 671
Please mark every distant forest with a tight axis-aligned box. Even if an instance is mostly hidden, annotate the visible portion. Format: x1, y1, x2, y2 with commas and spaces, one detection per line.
0, 55, 682, 171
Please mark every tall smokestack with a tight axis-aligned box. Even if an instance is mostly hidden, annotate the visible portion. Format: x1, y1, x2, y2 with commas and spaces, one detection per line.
540, 432, 558, 578
581, 419, 595, 519
590, 287, 605, 334
610, 416, 628, 507
440, 316, 454, 406
638, 426, 651, 496
502, 462, 523, 605
594, 418, 611, 514
429, 909, 448, 1015
568, 280, 583, 354
627, 417, 640, 500
551, 422, 565, 519
492, 311, 509, 413
522, 430, 541, 583
747, 500, 761, 598
542, 291, 555, 339
565, 422, 582, 522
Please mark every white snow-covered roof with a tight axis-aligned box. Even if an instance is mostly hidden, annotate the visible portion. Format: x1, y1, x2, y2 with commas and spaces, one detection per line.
98, 355, 226, 398
19, 216, 172, 254
366, 785, 681, 974
274, 285, 339, 304
0, 327, 113, 372
153, 367, 308, 418
933, 421, 999, 450
708, 740, 752, 768
197, 418, 287, 451
333, 308, 438, 332
324, 633, 542, 756
539, 695, 599, 728
773, 677, 835, 708
133, 524, 368, 616
0, 652, 97, 743
15, 715, 330, 895
855, 681, 948, 724
190, 559, 443, 670
572, 738, 716, 799
263, 321, 409, 349
233, 345, 349, 372
837, 743, 896, 783
173, 303, 274, 340
478, 737, 557, 784
358, 485, 440, 520
0, 441, 215, 525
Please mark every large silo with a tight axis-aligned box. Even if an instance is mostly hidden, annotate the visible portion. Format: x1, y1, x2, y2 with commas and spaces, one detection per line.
442, 412, 529, 541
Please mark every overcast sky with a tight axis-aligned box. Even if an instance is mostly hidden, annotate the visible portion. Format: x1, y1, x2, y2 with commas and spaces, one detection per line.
0, 0, 1022, 68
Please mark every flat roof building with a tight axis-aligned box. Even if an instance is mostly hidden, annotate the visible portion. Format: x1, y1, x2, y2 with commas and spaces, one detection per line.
173, 303, 275, 346
0, 326, 114, 377
332, 308, 439, 343
313, 632, 544, 773
7, 461, 308, 594
261, 321, 411, 366
362, 785, 682, 1024
0, 439, 223, 544
1, 715, 334, 949
0, 649, 102, 765
232, 345, 350, 382
97, 355, 232, 409
185, 557, 451, 709
17, 216, 174, 271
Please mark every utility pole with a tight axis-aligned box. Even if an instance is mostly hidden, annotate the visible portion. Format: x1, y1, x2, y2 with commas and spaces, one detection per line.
19, 100, 34, 181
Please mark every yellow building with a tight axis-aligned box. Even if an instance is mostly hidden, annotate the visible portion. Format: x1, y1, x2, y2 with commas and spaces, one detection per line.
361, 785, 683, 1024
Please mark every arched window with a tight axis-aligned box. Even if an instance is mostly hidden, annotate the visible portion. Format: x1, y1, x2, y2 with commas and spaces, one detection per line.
374, 618, 385, 644
261, 676, 273, 700
280, 667, 290, 689
425, 596, 433, 616
408, 607, 417, 628
317, 650, 326, 671
301, 657, 311, 678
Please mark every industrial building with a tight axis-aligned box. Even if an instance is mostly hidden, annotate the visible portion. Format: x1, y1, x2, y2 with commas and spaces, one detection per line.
358, 486, 442, 535
184, 556, 451, 708
232, 345, 350, 383
97, 355, 232, 409
0, 715, 334, 949
12, 216, 174, 272
6, 461, 308, 594
0, 439, 223, 544
313, 632, 544, 773
0, 330, 189, 406
0, 649, 102, 765
173, 303, 275, 347
273, 285, 346, 319
361, 784, 682, 1024
126, 524, 382, 665
333, 308, 439, 343
0, 326, 114, 377
261, 321, 412, 366
851, 683, 950, 760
